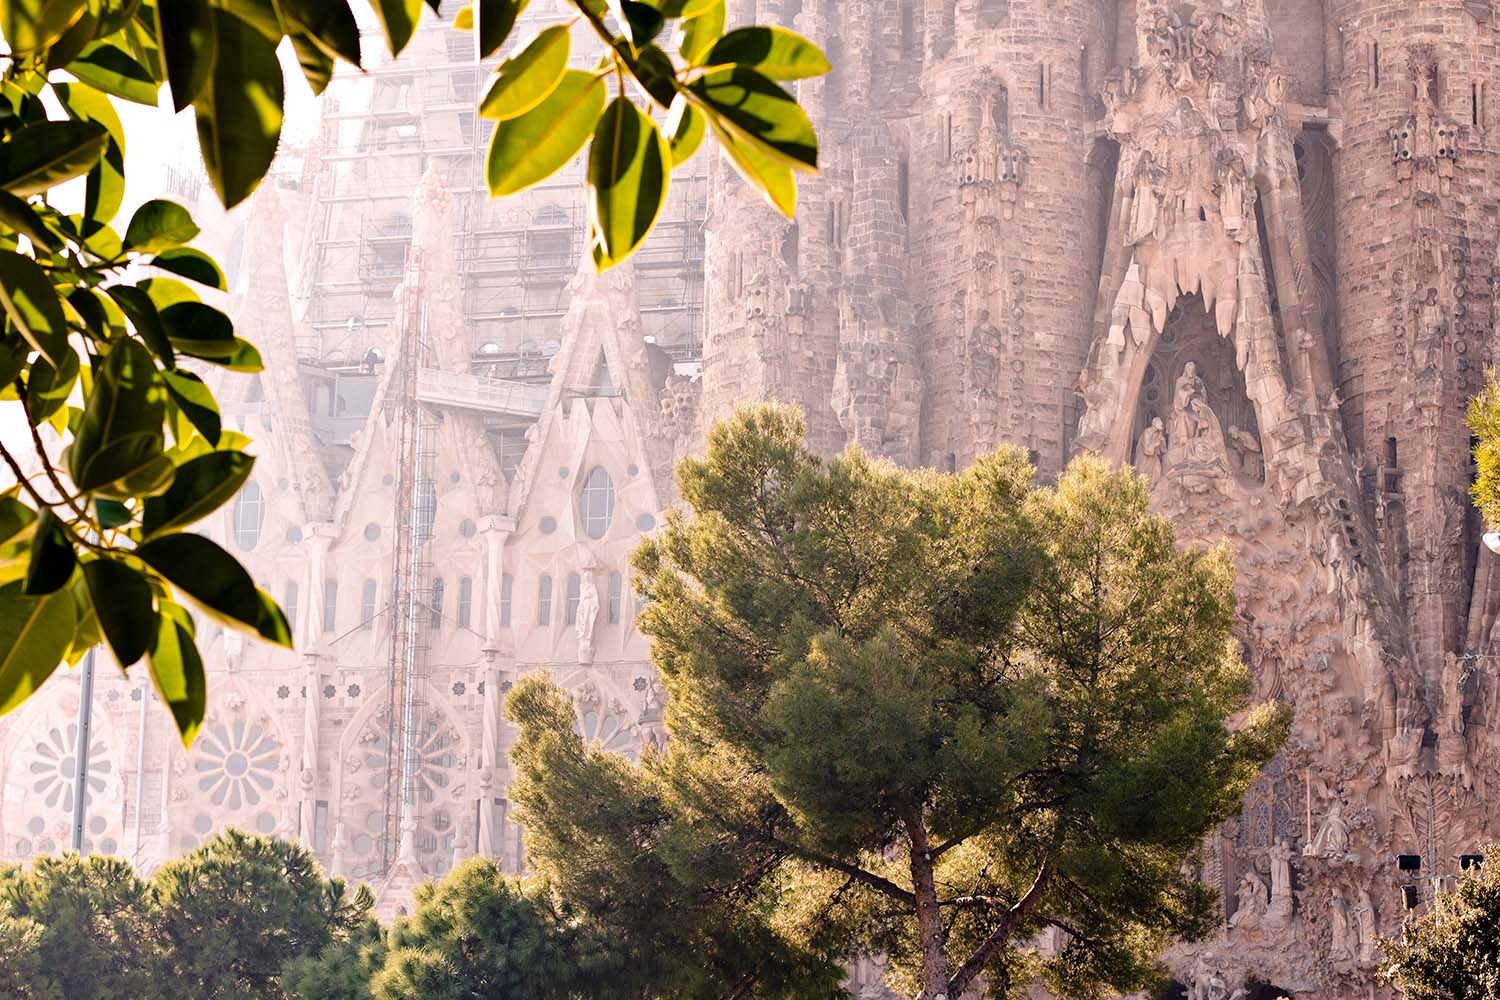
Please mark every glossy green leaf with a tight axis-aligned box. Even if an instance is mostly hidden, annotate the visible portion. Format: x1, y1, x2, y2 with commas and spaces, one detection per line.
0, 582, 77, 716
276, 0, 362, 66
24, 509, 75, 596
709, 116, 796, 216
0, 190, 61, 252
142, 451, 254, 538
94, 499, 131, 529
1, 0, 88, 55
628, 43, 677, 108
159, 301, 234, 357
477, 0, 527, 60
613, 0, 663, 48
150, 247, 226, 290
23, 349, 79, 426
135, 533, 292, 647
139, 276, 200, 311
677, 0, 723, 64
148, 607, 207, 746
62, 575, 97, 667
665, 96, 705, 165
42, 4, 97, 68
53, 84, 127, 228
370, 0, 424, 55
0, 496, 38, 548
105, 284, 176, 368
0, 335, 28, 389
690, 67, 817, 173
68, 43, 161, 105
657, 0, 719, 15
704, 26, 830, 80
68, 338, 169, 497
478, 24, 570, 121
288, 34, 335, 96
0, 120, 109, 196
486, 70, 606, 196
589, 97, 671, 268
194, 9, 285, 209
0, 252, 71, 368
124, 199, 199, 253
155, 0, 217, 112
161, 370, 222, 445
84, 558, 156, 667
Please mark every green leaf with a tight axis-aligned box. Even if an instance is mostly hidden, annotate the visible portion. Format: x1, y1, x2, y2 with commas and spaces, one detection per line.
275, 0, 361, 66
0, 496, 38, 548
612, 0, 663, 48
69, 43, 161, 105
124, 199, 200, 253
142, 451, 254, 537
703, 26, 830, 80
288, 34, 335, 96
155, 0, 217, 112
0, 190, 62, 252
665, 96, 705, 165
589, 97, 670, 268
0, 120, 108, 196
0, 582, 77, 715
1, 0, 88, 55
94, 499, 131, 529
477, 0, 527, 60
478, 24, 570, 122
657, 0, 718, 15
0, 252, 71, 368
194, 9, 285, 209
139, 276, 200, 311
84, 558, 156, 667
0, 335, 28, 389
148, 608, 207, 746
42, 5, 97, 68
135, 533, 292, 647
369, 0, 424, 56
709, 116, 796, 216
689, 66, 818, 173
150, 247, 226, 290
486, 69, 606, 196
53, 84, 127, 228
159, 300, 234, 357
628, 43, 677, 108
105, 284, 176, 368
24, 509, 75, 596
68, 338, 170, 497
161, 370, 221, 444
24, 349, 79, 426
677, 0, 722, 64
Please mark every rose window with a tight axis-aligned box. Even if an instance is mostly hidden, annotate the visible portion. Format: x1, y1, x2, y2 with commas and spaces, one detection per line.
29, 723, 110, 813
362, 716, 459, 804
195, 720, 281, 809
8, 721, 121, 860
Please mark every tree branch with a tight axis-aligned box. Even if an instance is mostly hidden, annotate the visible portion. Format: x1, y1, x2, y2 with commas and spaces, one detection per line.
946, 863, 1051, 999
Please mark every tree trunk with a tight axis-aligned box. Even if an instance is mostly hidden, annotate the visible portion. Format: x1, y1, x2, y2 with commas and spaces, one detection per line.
904, 806, 950, 998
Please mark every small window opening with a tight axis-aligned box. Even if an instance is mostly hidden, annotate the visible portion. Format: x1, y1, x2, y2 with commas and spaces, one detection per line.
1038, 63, 1047, 108
430, 578, 445, 630
537, 575, 553, 626
565, 573, 581, 625
1372, 42, 1380, 89
500, 574, 513, 628
897, 154, 910, 224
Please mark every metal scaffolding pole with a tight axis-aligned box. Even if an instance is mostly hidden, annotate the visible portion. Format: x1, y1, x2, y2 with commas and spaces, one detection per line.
69, 648, 97, 853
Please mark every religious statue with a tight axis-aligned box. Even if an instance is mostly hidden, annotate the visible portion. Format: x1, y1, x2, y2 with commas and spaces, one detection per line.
1135, 416, 1168, 481
576, 574, 599, 657
1229, 869, 1269, 928
1305, 799, 1351, 858
1228, 425, 1263, 480
1268, 839, 1295, 920
1167, 362, 1229, 473
1328, 889, 1354, 962
1189, 951, 1229, 1000
1353, 886, 1378, 965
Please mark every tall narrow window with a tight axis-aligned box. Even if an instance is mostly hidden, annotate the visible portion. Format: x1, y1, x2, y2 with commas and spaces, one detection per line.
565, 573, 581, 625
537, 575, 552, 625
458, 576, 473, 628
1372, 42, 1380, 89
501, 574, 513, 627
285, 582, 299, 641
322, 581, 337, 634
899, 4, 914, 55
897, 154, 910, 224
1473, 81, 1482, 128
1038, 62, 1047, 109
607, 572, 623, 625
943, 112, 952, 160
430, 577, 445, 629
580, 467, 616, 539
233, 482, 265, 551
314, 801, 329, 853
360, 579, 377, 631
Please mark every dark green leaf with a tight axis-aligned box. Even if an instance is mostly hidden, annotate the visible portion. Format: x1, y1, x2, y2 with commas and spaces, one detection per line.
0, 582, 76, 715
709, 116, 795, 215
43, 6, 97, 69
23, 348, 79, 425
1, 0, 88, 55
159, 301, 233, 356
677, 0, 722, 64
68, 287, 112, 339
589, 97, 670, 268
68, 338, 170, 496
275, 0, 361, 66
0, 120, 108, 196
0, 252, 71, 368
53, 84, 127, 227
84, 558, 156, 667
0, 190, 62, 252
0, 495, 37, 548
161, 370, 221, 444
628, 43, 677, 108
369, 0, 424, 55
194, 9, 285, 209
704, 26, 830, 80
135, 533, 293, 647
288, 33, 335, 96
665, 96, 705, 165
94, 499, 131, 529
656, 0, 718, 15
477, 0, 527, 60
689, 67, 817, 173
123, 199, 199, 253
106, 284, 176, 368
150, 247, 226, 290
478, 24, 569, 122
614, 0, 663, 48
148, 608, 207, 746
155, 0, 217, 112
180, 337, 263, 372
142, 451, 254, 537
69, 42, 161, 105
24, 509, 75, 596
0, 334, 27, 389
486, 69, 606, 196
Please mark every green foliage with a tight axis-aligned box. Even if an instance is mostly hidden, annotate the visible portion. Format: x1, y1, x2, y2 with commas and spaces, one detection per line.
283, 915, 386, 1000
153, 830, 373, 1000
1471, 374, 1500, 531
508, 405, 1288, 1000
1381, 848, 1500, 1000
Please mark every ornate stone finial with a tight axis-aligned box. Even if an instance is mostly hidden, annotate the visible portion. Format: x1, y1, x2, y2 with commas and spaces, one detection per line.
415, 164, 453, 216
